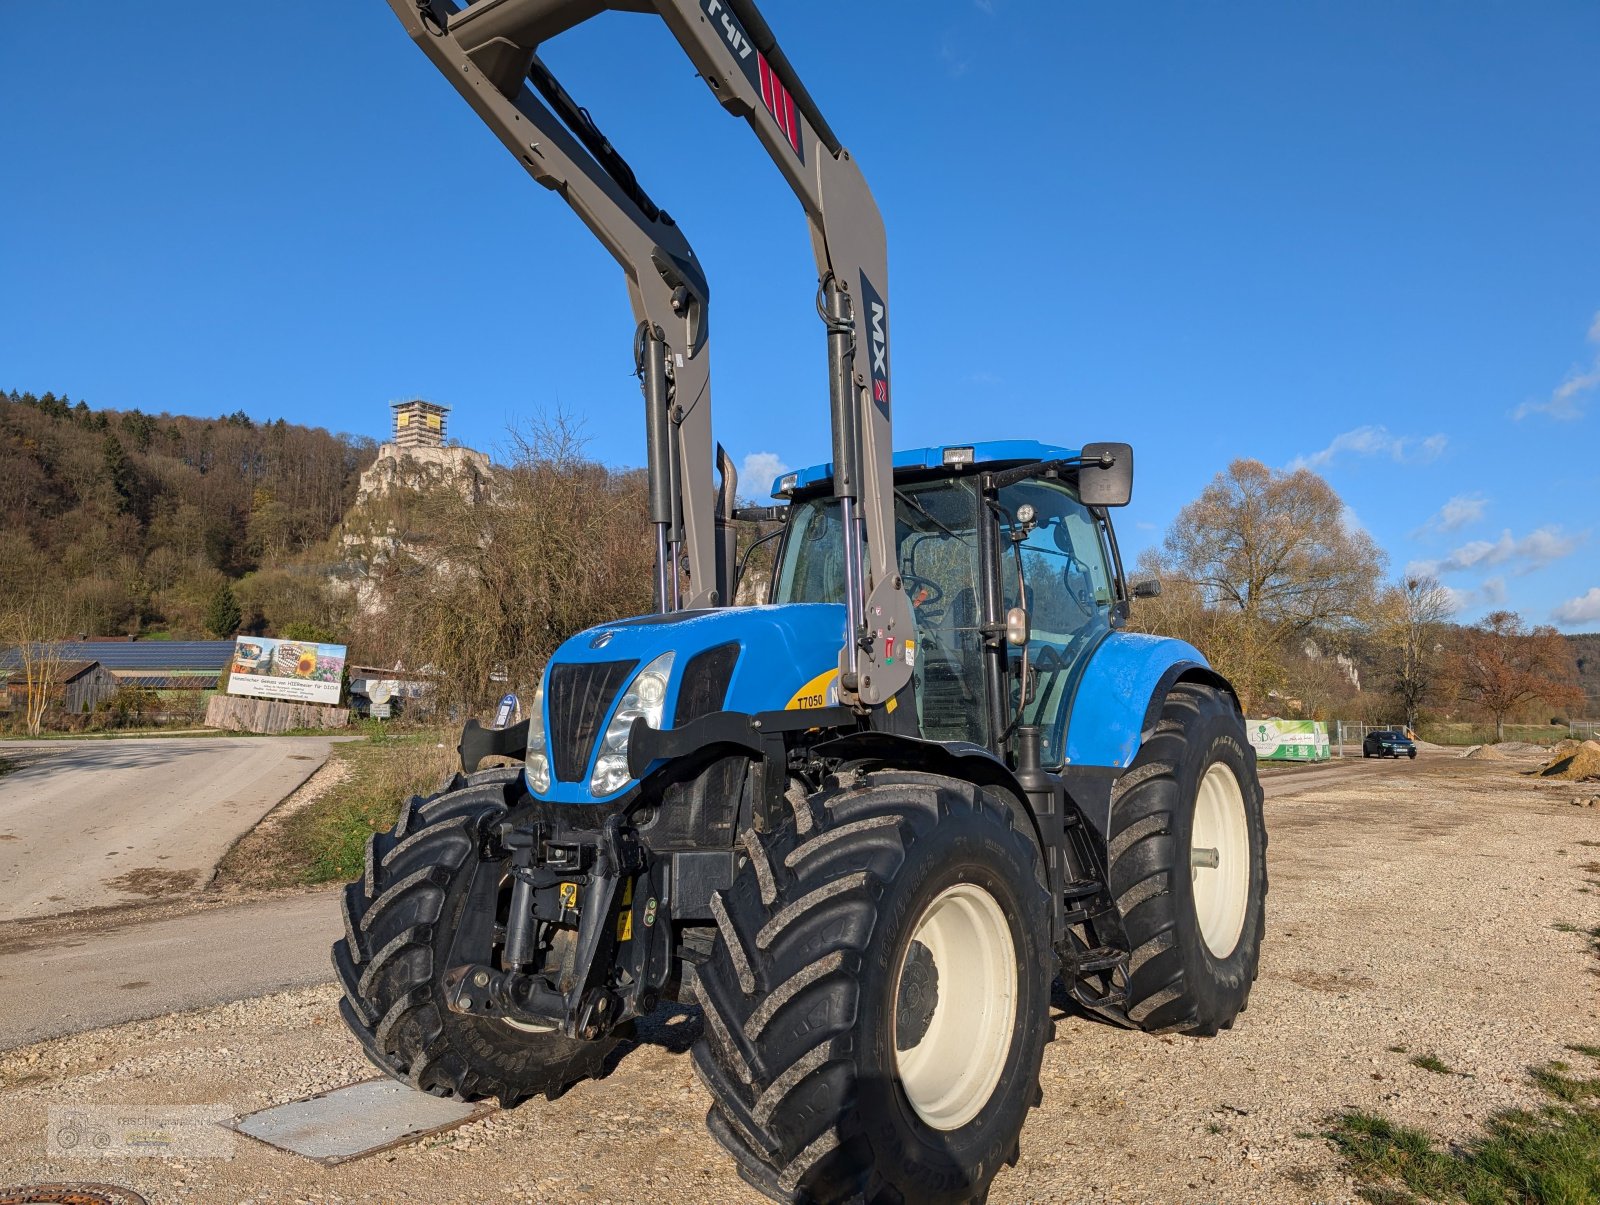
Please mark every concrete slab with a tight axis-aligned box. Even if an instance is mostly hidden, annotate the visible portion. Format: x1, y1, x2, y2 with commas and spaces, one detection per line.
229, 1079, 494, 1165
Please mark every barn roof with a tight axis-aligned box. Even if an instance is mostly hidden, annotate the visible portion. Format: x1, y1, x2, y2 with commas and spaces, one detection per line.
0, 641, 235, 673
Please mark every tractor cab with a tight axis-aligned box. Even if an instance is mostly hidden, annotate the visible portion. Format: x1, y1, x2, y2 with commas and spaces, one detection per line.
767, 440, 1131, 767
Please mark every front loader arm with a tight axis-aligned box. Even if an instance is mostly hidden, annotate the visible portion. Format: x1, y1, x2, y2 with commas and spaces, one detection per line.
386, 0, 719, 608
390, 0, 913, 703
648, 0, 913, 707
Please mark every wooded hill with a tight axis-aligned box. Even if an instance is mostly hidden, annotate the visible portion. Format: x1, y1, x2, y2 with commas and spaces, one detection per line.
0, 389, 376, 639
1569, 633, 1600, 714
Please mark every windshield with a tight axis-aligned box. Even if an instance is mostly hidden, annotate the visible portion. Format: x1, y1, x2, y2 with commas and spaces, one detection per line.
773, 479, 989, 744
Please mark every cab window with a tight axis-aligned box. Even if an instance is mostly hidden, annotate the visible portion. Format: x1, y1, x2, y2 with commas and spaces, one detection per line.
997, 477, 1114, 764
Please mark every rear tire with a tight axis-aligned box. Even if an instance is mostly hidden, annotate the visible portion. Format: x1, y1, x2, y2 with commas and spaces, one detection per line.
332, 769, 622, 1106
691, 770, 1051, 1204
1106, 684, 1266, 1035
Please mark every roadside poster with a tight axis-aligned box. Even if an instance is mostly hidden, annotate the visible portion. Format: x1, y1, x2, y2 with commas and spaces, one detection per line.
227, 636, 346, 705
1249, 718, 1330, 762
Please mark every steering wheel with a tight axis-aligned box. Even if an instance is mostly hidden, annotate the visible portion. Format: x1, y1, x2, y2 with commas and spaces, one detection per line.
903, 573, 945, 623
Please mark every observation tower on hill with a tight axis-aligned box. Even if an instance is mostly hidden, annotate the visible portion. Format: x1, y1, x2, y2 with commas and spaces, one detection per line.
391, 399, 449, 449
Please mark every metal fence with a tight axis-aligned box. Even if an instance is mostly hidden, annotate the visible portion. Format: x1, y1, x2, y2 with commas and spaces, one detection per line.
1572, 720, 1600, 741
1331, 720, 1404, 758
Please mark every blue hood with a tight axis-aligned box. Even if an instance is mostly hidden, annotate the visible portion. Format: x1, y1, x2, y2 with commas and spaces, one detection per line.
530, 604, 846, 803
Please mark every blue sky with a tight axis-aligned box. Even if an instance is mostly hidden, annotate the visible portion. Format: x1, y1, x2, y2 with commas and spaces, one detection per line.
4, 2, 1597, 629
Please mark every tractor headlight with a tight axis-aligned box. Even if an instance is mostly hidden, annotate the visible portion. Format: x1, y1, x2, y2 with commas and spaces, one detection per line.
525, 679, 551, 794
591, 652, 674, 796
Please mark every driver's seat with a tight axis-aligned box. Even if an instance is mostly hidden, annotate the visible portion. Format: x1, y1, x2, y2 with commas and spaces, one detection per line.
917, 587, 984, 743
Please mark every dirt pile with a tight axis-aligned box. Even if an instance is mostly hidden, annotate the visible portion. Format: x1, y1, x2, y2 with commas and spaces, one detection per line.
1538, 739, 1600, 781
1463, 745, 1508, 760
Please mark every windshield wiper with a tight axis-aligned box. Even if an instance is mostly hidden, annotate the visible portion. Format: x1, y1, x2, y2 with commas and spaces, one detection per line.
895, 489, 966, 542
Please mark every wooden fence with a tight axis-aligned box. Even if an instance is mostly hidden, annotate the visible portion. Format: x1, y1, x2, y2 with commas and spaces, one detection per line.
204, 694, 350, 735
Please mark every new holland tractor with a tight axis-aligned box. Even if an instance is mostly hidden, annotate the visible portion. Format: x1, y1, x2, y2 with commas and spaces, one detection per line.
335, 2, 1267, 1201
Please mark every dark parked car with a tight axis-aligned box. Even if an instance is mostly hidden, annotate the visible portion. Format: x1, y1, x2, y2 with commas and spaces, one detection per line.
1363, 729, 1417, 759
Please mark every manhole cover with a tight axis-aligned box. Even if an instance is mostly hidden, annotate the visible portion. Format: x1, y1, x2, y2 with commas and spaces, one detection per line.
0, 1187, 148, 1205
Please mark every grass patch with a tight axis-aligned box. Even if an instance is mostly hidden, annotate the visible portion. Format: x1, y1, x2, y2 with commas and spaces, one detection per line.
217, 728, 460, 888
1329, 1054, 1600, 1203
1410, 1054, 1456, 1076
1390, 1045, 1411, 1054
288, 730, 460, 884
0, 754, 15, 778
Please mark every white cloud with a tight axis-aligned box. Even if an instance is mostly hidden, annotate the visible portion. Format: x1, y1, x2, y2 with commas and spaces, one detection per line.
1288, 425, 1448, 471
1440, 577, 1507, 614
1339, 503, 1370, 537
1513, 309, 1600, 421
1407, 525, 1585, 578
1440, 576, 1508, 615
1413, 493, 1488, 537
939, 32, 971, 78
739, 451, 790, 495
1553, 587, 1600, 627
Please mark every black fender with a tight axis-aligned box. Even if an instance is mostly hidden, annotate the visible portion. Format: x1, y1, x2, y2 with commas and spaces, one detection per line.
1139, 661, 1241, 743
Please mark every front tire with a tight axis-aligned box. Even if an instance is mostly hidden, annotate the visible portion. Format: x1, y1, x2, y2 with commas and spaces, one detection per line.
1106, 683, 1266, 1034
692, 770, 1051, 1204
332, 769, 622, 1106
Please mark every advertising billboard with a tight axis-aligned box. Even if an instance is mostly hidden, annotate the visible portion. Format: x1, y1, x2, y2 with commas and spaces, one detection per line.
1249, 718, 1331, 762
227, 636, 346, 705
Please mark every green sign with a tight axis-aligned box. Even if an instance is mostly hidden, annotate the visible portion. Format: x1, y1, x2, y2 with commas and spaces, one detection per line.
1248, 718, 1330, 762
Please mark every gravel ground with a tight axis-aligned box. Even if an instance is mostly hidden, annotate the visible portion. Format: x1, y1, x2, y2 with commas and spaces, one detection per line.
0, 755, 1595, 1204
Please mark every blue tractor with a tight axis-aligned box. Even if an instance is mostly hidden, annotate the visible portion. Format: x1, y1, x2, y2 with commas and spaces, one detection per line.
337, 3, 1266, 1202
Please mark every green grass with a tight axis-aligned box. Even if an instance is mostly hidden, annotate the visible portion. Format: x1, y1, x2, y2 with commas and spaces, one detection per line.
1330, 1055, 1600, 1203
1416, 722, 1571, 747
1411, 1054, 1456, 1076
249, 728, 459, 885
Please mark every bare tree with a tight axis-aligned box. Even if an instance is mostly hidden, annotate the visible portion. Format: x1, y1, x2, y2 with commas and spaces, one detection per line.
1449, 610, 1582, 741
1136, 459, 1385, 711
1379, 574, 1453, 731
0, 591, 71, 736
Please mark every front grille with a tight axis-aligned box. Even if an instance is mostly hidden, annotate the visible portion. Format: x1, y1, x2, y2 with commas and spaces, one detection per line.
549, 659, 637, 782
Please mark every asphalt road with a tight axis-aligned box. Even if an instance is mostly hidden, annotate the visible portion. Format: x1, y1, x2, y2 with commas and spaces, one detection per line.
0, 889, 339, 1050
0, 752, 1398, 1052
0, 735, 337, 921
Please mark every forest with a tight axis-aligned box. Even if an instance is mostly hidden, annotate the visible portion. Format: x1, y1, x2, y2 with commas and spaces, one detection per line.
0, 388, 375, 639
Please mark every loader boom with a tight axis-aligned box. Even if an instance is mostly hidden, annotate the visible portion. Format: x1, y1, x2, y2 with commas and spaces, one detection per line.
388, 0, 914, 705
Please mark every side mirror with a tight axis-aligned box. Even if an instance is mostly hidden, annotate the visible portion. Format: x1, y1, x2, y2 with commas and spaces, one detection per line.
1078, 442, 1133, 507
1131, 578, 1162, 599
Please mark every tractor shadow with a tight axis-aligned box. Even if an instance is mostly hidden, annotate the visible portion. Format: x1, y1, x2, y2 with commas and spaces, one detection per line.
589, 997, 705, 1085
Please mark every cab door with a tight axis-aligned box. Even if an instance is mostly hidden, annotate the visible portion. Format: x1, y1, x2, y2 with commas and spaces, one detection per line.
996, 477, 1118, 766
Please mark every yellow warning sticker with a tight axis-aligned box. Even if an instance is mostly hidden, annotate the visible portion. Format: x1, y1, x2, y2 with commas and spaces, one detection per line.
616, 880, 635, 942
559, 882, 579, 910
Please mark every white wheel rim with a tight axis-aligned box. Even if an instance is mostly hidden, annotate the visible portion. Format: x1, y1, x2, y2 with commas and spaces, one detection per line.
1190, 760, 1250, 958
891, 882, 1017, 1131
